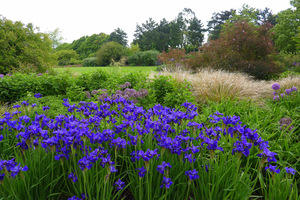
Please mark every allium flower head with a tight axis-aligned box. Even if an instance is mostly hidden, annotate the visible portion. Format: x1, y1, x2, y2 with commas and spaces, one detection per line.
291, 86, 297, 92
273, 95, 280, 101
285, 89, 291, 95
272, 83, 280, 90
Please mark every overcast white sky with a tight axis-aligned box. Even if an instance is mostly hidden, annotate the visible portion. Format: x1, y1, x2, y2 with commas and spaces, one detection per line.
0, 0, 292, 44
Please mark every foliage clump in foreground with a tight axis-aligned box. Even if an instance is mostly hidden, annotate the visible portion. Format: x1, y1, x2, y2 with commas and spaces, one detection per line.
0, 95, 298, 200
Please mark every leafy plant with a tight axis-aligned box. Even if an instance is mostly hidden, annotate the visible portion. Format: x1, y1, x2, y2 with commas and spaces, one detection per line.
82, 57, 97, 67
95, 41, 126, 66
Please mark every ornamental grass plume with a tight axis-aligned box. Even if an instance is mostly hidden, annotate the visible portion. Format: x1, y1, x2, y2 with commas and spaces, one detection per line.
152, 68, 300, 103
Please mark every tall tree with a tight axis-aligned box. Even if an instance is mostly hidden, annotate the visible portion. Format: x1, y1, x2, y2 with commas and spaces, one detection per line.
271, 0, 300, 52
207, 9, 235, 40
156, 18, 171, 51
48, 28, 64, 49
257, 8, 278, 26
186, 16, 205, 51
133, 18, 158, 51
109, 28, 128, 47
0, 16, 56, 74
133, 8, 205, 51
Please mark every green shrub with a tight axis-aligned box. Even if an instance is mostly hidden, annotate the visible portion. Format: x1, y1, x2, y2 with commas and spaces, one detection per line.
95, 41, 126, 66
75, 70, 110, 91
140, 50, 160, 66
0, 72, 75, 103
149, 75, 196, 108
82, 57, 97, 67
55, 50, 80, 66
127, 50, 159, 66
127, 52, 141, 66
66, 85, 86, 101
18, 94, 68, 118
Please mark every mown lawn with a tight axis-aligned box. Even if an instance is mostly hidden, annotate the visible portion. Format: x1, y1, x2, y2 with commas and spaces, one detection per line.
54, 66, 158, 74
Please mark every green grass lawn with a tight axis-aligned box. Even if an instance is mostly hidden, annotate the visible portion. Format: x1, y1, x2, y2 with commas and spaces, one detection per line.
54, 66, 158, 74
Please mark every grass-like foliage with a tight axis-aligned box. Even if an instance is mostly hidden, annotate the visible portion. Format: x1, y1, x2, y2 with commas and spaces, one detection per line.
0, 90, 299, 199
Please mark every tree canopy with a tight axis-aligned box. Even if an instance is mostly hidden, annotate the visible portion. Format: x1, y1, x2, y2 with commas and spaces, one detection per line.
0, 16, 56, 74
108, 28, 128, 47
271, 0, 300, 53
133, 8, 205, 52
55, 33, 110, 59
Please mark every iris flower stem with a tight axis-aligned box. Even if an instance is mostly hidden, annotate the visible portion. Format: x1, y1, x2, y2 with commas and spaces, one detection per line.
185, 182, 191, 200
147, 172, 151, 200
139, 178, 142, 200
50, 153, 54, 195
165, 187, 168, 200
22, 173, 31, 199
83, 171, 87, 198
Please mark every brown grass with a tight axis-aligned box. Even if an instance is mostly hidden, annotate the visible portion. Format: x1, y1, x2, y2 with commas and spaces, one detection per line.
151, 68, 300, 104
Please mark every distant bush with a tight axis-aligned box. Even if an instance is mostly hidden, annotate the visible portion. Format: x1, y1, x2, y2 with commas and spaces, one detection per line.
158, 48, 187, 66
185, 21, 284, 80
82, 57, 97, 67
275, 51, 300, 70
127, 50, 159, 66
55, 50, 80, 66
95, 41, 126, 66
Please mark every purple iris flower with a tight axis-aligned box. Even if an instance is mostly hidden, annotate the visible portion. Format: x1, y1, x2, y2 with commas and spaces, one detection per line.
13, 104, 21, 109
136, 166, 147, 178
109, 165, 118, 173
265, 164, 280, 174
183, 153, 196, 163
68, 172, 78, 183
185, 169, 199, 180
285, 167, 296, 175
43, 106, 50, 111
34, 93, 42, 98
201, 137, 223, 152
232, 139, 252, 157
156, 161, 172, 174
257, 147, 277, 163
160, 176, 173, 188
0, 173, 4, 181
114, 179, 125, 190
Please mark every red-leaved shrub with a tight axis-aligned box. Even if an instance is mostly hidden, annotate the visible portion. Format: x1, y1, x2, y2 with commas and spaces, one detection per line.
186, 20, 283, 79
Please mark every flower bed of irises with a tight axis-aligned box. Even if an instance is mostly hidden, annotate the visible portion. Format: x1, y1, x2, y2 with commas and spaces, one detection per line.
0, 93, 299, 200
